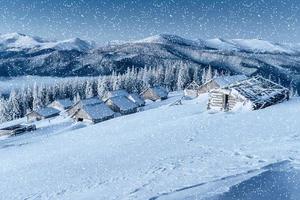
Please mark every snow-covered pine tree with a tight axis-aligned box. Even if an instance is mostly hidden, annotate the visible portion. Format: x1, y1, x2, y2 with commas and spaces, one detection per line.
32, 83, 43, 111
193, 68, 199, 83
201, 68, 206, 84
176, 62, 189, 90
205, 65, 213, 82
97, 77, 107, 98
85, 80, 94, 98
0, 97, 8, 123
8, 90, 21, 120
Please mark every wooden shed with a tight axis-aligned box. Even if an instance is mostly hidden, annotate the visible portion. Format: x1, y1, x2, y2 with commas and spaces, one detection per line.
105, 96, 138, 115
208, 76, 289, 111
71, 103, 115, 123
49, 99, 73, 111
141, 86, 168, 101
26, 107, 60, 122
198, 75, 248, 95
184, 81, 201, 98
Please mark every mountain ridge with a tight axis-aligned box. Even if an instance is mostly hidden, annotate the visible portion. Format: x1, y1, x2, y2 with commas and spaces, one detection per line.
0, 33, 300, 90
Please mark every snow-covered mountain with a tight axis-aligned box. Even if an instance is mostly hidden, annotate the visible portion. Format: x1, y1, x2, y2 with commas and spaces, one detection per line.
0, 93, 299, 199
0, 32, 94, 51
0, 33, 300, 89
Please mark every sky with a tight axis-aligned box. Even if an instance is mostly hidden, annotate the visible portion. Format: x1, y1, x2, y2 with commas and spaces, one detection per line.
0, 0, 299, 43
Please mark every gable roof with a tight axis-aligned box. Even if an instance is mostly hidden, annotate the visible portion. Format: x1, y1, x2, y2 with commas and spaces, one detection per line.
225, 76, 289, 109
150, 86, 168, 98
128, 93, 145, 106
80, 97, 103, 106
35, 107, 60, 117
81, 103, 114, 120
212, 75, 248, 87
106, 89, 129, 98
108, 96, 138, 111
54, 99, 73, 109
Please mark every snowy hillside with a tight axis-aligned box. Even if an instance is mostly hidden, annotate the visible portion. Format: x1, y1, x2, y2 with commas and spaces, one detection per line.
0, 92, 300, 200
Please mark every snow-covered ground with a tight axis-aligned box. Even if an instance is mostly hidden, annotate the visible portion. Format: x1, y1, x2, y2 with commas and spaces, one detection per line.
0, 92, 300, 200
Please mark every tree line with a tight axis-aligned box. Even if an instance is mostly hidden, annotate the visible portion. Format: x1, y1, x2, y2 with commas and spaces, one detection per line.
0, 61, 297, 123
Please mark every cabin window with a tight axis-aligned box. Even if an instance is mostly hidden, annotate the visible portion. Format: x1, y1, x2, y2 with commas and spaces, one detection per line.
77, 118, 83, 122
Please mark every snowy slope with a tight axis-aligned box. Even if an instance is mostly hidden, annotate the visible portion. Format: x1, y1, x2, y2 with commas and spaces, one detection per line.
0, 92, 300, 200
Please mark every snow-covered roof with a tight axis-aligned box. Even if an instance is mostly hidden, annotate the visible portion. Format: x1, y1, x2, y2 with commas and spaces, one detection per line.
80, 97, 103, 106
35, 107, 60, 117
108, 96, 138, 111
226, 76, 289, 109
128, 93, 145, 106
82, 104, 114, 120
54, 99, 73, 109
106, 89, 129, 98
212, 75, 248, 87
151, 86, 168, 98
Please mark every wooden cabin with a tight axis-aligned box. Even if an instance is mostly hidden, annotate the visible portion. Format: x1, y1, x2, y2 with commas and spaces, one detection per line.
67, 97, 103, 117
49, 99, 73, 111
67, 97, 114, 123
105, 96, 138, 115
128, 93, 145, 107
26, 107, 60, 122
208, 76, 289, 111
71, 103, 115, 123
103, 89, 130, 101
198, 75, 248, 95
184, 81, 201, 98
0, 124, 36, 137
141, 86, 168, 101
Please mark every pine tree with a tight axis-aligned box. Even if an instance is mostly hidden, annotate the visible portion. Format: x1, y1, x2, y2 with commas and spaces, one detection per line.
0, 97, 8, 123
201, 68, 206, 84
97, 77, 107, 98
32, 83, 42, 110
205, 65, 213, 81
8, 90, 21, 120
85, 80, 94, 98
193, 68, 199, 83
177, 63, 189, 90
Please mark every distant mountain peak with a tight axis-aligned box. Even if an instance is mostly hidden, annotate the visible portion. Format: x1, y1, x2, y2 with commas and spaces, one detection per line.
0, 33, 93, 52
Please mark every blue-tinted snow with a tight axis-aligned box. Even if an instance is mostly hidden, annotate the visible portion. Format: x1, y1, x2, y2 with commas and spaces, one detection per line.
35, 107, 60, 117
108, 96, 138, 111
54, 99, 73, 109
82, 104, 114, 120
213, 75, 248, 87
128, 93, 145, 106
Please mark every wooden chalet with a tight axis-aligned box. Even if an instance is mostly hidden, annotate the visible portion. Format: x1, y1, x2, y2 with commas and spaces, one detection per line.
105, 96, 138, 115
208, 76, 289, 111
67, 97, 115, 123
141, 86, 168, 101
49, 98, 73, 111
184, 81, 201, 98
198, 75, 248, 95
26, 107, 60, 122
71, 103, 115, 123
